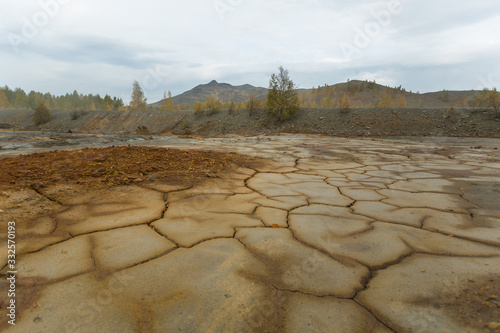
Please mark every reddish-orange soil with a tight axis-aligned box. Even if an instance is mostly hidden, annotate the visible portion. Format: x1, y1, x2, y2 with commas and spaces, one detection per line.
0, 146, 255, 188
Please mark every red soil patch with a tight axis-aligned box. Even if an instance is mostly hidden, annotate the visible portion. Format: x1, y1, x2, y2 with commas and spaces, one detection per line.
0, 146, 254, 188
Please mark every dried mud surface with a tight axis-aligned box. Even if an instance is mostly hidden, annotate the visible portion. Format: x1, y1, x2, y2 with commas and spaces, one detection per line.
1, 134, 499, 332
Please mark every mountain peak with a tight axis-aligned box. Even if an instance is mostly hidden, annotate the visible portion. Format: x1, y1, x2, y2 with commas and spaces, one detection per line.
151, 80, 268, 106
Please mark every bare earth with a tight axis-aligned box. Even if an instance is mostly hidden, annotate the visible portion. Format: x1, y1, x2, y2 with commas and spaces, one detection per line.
0, 133, 500, 332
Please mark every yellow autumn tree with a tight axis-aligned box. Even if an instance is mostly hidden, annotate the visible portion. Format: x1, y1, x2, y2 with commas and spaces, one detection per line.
161, 91, 175, 111
130, 81, 147, 111
0, 89, 11, 109
194, 100, 203, 115
338, 92, 350, 112
205, 95, 223, 115
377, 92, 395, 108
246, 93, 260, 113
395, 94, 408, 108
487, 88, 500, 111
321, 95, 334, 108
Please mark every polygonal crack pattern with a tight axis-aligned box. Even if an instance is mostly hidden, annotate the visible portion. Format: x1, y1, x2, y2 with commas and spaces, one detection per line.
1, 135, 499, 332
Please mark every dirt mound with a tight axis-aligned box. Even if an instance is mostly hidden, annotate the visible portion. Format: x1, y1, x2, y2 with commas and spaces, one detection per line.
0, 146, 254, 188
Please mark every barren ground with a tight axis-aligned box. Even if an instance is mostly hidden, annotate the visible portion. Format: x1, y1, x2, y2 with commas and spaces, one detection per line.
0, 145, 256, 188
0, 133, 499, 332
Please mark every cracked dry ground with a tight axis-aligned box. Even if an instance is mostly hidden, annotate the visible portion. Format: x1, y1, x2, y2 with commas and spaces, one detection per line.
1, 135, 500, 333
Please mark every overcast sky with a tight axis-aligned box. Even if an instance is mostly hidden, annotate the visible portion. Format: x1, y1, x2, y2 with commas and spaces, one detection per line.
1, 0, 499, 104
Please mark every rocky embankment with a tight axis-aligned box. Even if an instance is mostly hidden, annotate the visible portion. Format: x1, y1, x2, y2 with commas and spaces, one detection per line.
0, 107, 498, 137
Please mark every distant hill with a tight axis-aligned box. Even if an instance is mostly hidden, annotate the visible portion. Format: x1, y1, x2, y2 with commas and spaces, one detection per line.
152, 79, 482, 109
151, 80, 268, 107
297, 80, 480, 108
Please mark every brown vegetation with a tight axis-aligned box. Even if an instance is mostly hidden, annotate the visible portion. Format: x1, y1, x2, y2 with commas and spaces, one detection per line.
470, 88, 500, 111
32, 102, 51, 125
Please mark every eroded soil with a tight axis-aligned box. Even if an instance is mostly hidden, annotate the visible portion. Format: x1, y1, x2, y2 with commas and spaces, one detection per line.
1, 134, 499, 332
0, 145, 256, 188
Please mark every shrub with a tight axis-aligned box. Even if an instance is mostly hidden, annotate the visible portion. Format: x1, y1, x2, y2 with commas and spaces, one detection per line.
487, 88, 500, 111
194, 101, 203, 115
339, 93, 350, 113
71, 110, 81, 120
182, 121, 191, 134
469, 88, 499, 111
246, 93, 260, 114
33, 102, 51, 125
228, 101, 237, 114
205, 95, 223, 115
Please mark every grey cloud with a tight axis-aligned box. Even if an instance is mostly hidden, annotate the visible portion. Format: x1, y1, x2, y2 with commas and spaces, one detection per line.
17, 35, 175, 70
1, 0, 499, 101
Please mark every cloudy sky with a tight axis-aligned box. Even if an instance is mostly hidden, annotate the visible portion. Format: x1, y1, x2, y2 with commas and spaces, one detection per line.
1, 0, 499, 104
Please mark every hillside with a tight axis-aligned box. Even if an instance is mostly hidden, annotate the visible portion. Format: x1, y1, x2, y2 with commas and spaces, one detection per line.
151, 80, 268, 107
297, 80, 479, 108
152, 79, 481, 109
0, 107, 498, 139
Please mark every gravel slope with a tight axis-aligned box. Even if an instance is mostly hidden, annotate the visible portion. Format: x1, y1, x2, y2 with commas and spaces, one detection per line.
0, 107, 498, 137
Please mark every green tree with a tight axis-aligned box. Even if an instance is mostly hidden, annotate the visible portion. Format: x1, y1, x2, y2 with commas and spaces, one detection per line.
33, 102, 51, 125
130, 80, 147, 111
103, 94, 114, 111
14, 88, 27, 109
113, 97, 125, 111
266, 66, 300, 121
0, 89, 11, 109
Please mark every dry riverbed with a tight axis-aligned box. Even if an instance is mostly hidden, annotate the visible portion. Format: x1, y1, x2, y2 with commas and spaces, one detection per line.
0, 133, 499, 332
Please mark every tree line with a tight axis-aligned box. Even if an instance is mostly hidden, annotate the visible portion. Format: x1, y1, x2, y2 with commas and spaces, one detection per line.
0, 86, 125, 111
2, 72, 499, 119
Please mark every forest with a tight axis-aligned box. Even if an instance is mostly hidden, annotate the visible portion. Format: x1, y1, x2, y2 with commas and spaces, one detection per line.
0, 86, 125, 111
